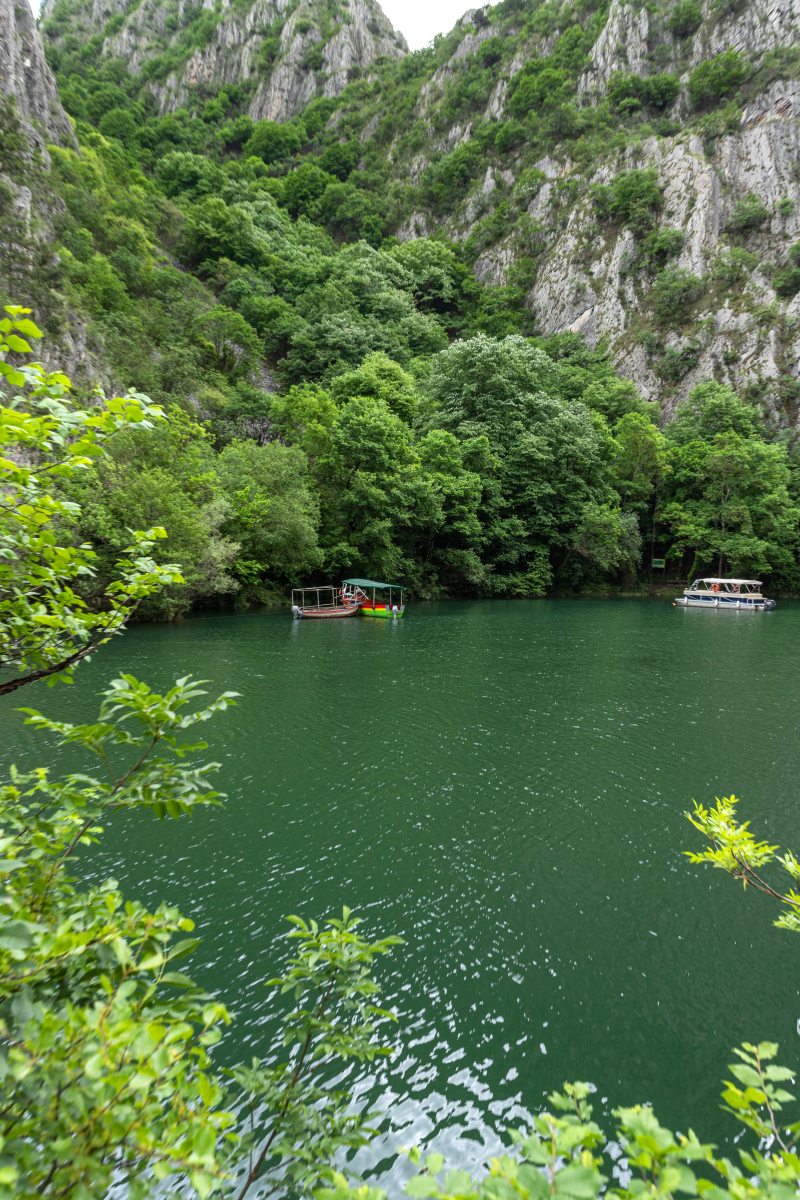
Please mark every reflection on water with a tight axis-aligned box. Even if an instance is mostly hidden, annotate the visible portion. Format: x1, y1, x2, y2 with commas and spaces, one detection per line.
3, 598, 800, 1191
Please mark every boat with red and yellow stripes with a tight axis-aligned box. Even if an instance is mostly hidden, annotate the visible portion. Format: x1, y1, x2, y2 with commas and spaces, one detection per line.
342, 578, 405, 618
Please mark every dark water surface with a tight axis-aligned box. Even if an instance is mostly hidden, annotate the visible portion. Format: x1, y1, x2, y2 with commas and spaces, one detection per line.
3, 598, 800, 1186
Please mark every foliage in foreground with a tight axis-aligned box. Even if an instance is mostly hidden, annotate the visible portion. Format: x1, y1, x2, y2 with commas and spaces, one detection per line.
0, 305, 186, 692
0, 673, 400, 1198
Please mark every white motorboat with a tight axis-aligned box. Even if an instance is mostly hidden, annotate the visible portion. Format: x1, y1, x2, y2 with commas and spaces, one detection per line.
674, 578, 776, 611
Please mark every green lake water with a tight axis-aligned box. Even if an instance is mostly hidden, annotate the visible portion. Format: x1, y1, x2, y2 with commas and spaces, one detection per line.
3, 598, 800, 1187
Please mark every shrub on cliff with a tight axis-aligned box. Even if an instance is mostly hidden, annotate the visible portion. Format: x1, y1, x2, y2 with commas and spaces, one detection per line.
608, 72, 681, 112
688, 49, 749, 107
652, 266, 705, 324
667, 0, 702, 36
591, 168, 662, 237
774, 242, 800, 297
725, 193, 770, 235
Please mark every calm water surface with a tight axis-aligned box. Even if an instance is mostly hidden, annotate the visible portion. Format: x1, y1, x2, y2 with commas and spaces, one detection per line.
3, 598, 800, 1188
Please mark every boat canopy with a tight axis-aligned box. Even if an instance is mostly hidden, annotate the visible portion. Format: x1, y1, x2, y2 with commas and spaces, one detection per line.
692, 578, 762, 585
342, 578, 405, 589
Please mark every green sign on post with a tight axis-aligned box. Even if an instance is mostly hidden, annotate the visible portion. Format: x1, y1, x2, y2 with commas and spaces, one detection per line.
652, 558, 665, 569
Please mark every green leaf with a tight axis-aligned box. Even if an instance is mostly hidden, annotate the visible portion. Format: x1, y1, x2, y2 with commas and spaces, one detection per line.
728, 1064, 763, 1088
405, 1177, 440, 1198
160, 971, 196, 988
764, 1066, 795, 1081
553, 1166, 604, 1200
168, 937, 202, 960
12, 317, 42, 338
517, 1165, 550, 1200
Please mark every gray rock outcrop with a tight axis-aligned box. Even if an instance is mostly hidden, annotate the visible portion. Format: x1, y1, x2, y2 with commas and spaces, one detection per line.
0, 0, 76, 158
41, 0, 406, 120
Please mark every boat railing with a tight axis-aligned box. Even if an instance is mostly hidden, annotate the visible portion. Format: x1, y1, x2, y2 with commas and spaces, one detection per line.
291, 586, 344, 611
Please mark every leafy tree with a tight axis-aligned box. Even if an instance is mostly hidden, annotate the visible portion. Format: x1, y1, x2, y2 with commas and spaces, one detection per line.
319, 140, 361, 181
282, 162, 339, 219
608, 73, 680, 112
319, 396, 485, 592
387, 239, 479, 324
56, 402, 241, 619
659, 383, 800, 580
422, 142, 483, 213
98, 106, 138, 141
507, 61, 573, 117
712, 246, 758, 285
329, 352, 419, 422
194, 305, 263, 377
156, 151, 226, 201
217, 438, 322, 593
725, 194, 770, 236
687, 50, 749, 108
610, 411, 666, 512
268, 381, 338, 458
427, 335, 631, 591
591, 169, 662, 237
652, 267, 705, 324
243, 119, 305, 163
0, 306, 182, 694
774, 241, 800, 297
636, 229, 686, 273
667, 0, 702, 37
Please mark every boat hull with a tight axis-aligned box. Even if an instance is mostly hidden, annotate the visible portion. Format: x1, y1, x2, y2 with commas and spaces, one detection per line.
675, 596, 775, 611
300, 605, 361, 618
360, 605, 404, 618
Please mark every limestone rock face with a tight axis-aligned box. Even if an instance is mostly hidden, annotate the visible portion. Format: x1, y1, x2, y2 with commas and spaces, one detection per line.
579, 0, 650, 98
519, 90, 800, 415
0, 0, 75, 158
41, 0, 406, 119
686, 0, 800, 69
400, 0, 800, 416
250, 0, 405, 123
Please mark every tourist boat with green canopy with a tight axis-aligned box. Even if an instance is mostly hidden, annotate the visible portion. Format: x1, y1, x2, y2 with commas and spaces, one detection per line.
342, 579, 406, 617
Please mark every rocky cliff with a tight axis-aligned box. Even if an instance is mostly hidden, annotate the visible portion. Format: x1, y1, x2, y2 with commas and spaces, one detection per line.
374, 0, 800, 420
22, 0, 800, 424
0, 0, 82, 374
0, 0, 75, 159
40, 0, 406, 121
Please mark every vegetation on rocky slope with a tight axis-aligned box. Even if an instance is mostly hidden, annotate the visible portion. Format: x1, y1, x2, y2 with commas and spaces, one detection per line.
3, 0, 800, 608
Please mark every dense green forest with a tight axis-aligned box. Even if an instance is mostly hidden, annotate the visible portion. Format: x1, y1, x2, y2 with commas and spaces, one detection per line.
3, 0, 800, 612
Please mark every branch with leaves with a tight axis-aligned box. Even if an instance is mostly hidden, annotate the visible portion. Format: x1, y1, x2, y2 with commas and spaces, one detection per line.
0, 304, 184, 696
685, 795, 800, 931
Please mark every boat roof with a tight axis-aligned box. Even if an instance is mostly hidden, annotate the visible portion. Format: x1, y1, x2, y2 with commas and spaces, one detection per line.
343, 577, 405, 589
693, 577, 762, 584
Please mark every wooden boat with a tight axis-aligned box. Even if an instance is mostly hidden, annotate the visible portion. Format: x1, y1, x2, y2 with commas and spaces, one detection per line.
342, 578, 406, 617
674, 578, 776, 611
291, 586, 361, 618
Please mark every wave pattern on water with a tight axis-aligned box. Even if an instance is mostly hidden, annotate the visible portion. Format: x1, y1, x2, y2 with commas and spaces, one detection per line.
3, 598, 800, 1190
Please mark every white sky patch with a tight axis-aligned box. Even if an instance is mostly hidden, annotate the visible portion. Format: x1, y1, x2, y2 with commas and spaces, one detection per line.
379, 0, 473, 51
